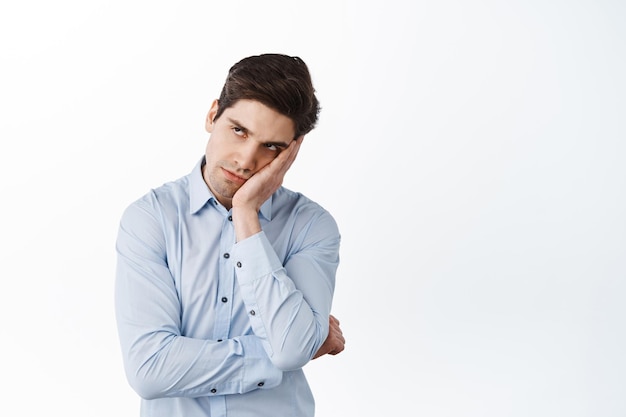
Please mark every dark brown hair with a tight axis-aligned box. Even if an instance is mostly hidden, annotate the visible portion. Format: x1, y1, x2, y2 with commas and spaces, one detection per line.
214, 53, 320, 138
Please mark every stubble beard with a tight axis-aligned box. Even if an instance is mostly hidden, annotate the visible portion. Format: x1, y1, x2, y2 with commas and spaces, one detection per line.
204, 163, 239, 204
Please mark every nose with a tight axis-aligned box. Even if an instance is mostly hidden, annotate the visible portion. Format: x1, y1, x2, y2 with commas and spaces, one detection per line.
234, 141, 258, 172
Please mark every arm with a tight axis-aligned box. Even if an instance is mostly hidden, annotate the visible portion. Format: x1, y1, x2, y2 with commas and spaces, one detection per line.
230, 138, 343, 369
114, 198, 282, 399
231, 214, 341, 370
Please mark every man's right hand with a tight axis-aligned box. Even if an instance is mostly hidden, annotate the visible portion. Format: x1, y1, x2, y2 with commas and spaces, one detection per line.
313, 315, 345, 359
232, 137, 303, 242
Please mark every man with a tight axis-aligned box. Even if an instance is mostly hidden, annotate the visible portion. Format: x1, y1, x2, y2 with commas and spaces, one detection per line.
115, 53, 345, 417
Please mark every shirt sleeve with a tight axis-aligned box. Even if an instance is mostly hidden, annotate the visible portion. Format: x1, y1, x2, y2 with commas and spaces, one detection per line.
231, 210, 341, 371
114, 196, 283, 400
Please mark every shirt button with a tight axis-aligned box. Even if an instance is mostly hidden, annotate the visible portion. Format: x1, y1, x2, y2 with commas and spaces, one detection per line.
228, 215, 232, 221
217, 339, 223, 342
210, 388, 217, 393
257, 382, 264, 387
221, 297, 228, 303
236, 261, 242, 268
250, 310, 256, 316
223, 253, 230, 259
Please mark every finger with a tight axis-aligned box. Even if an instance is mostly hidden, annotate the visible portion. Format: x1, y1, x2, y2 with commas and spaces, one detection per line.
270, 140, 300, 177
330, 344, 345, 355
282, 138, 302, 169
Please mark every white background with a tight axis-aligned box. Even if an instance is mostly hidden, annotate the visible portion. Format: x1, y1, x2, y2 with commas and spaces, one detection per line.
1, 1, 625, 416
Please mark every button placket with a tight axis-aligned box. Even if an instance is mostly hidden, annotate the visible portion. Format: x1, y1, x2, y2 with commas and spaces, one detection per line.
212, 210, 236, 344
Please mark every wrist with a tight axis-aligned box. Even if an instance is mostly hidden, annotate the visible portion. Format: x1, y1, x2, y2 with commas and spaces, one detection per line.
232, 207, 262, 241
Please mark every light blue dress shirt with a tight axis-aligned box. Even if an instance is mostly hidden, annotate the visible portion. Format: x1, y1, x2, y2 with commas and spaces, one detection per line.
115, 157, 340, 417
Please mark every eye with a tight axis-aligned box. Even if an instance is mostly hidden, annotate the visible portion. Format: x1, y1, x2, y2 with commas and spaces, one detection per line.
264, 143, 279, 151
232, 126, 245, 136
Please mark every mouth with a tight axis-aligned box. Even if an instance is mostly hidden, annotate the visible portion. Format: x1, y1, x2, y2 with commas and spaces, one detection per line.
221, 168, 247, 185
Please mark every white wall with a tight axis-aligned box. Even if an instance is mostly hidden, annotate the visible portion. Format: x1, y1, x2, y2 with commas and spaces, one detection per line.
1, 1, 624, 416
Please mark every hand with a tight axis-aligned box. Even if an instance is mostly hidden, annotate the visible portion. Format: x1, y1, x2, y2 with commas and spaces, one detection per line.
313, 315, 345, 359
232, 136, 303, 213
232, 137, 302, 241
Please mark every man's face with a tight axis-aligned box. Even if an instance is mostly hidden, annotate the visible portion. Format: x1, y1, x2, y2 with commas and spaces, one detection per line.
203, 99, 296, 209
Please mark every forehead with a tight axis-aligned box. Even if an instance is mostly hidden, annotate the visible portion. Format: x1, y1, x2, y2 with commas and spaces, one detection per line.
222, 99, 295, 141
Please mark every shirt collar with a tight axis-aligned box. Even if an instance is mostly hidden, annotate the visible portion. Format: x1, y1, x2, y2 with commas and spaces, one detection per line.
189, 157, 211, 214
188, 156, 273, 220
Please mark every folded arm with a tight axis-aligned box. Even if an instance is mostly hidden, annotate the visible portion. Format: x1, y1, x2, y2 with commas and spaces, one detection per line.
115, 199, 282, 399
232, 209, 342, 370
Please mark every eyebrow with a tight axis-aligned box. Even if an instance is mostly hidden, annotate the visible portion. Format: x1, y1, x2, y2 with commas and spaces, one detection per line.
227, 117, 290, 148
227, 117, 250, 134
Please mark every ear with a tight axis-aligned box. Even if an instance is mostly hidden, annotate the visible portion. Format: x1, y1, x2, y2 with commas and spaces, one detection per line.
205, 99, 219, 133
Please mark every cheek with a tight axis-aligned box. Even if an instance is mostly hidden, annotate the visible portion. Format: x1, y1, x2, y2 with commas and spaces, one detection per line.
205, 135, 225, 157
257, 153, 278, 169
